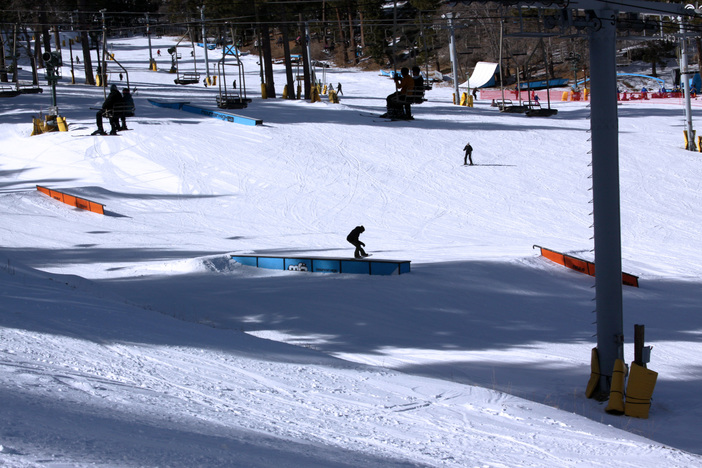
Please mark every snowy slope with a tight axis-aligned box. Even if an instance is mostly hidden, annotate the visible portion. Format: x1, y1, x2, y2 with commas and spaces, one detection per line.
1, 35, 701, 466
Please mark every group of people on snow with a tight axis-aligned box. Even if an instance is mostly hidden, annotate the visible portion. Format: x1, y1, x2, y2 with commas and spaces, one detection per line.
381, 66, 424, 120
92, 84, 135, 135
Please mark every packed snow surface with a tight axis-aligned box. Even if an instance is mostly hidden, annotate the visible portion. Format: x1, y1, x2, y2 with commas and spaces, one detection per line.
1, 36, 701, 467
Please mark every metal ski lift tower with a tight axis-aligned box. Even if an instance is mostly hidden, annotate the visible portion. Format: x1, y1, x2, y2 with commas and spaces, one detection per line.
452, 0, 699, 396
442, 12, 462, 103
199, 5, 211, 85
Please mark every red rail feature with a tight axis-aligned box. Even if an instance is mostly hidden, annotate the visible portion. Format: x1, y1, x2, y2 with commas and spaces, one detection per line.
36, 185, 105, 215
534, 245, 639, 287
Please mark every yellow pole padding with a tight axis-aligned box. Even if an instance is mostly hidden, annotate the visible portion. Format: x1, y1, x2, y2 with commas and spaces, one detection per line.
31, 118, 44, 136
605, 359, 626, 415
585, 347, 601, 399
684, 130, 690, 150
261, 83, 267, 99
467, 95, 474, 108
697, 136, 702, 152
562, 91, 569, 101
584, 89, 589, 100
283, 84, 289, 99
42, 115, 58, 133
96, 74, 101, 87
453, 93, 456, 105
459, 92, 467, 106
212, 76, 217, 86
57, 116, 68, 132
310, 86, 320, 103
323, 84, 327, 94
624, 363, 658, 419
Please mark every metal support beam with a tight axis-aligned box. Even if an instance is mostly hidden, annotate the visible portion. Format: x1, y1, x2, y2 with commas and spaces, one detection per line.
443, 12, 461, 103
680, 18, 695, 150
589, 9, 624, 395
200, 6, 210, 83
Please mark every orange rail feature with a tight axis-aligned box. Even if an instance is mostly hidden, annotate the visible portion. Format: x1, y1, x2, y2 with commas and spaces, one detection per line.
36, 185, 105, 215
533, 245, 639, 287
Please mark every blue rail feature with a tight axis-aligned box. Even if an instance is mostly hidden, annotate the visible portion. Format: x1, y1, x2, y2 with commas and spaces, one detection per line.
147, 99, 189, 109
148, 100, 262, 126
180, 104, 262, 126
230, 254, 411, 276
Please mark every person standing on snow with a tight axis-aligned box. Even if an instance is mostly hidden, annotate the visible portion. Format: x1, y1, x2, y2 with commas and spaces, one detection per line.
346, 226, 368, 259
463, 142, 474, 166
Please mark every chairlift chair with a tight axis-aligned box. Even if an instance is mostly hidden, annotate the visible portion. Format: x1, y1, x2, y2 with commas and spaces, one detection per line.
0, 85, 20, 97
216, 48, 251, 109
170, 44, 200, 85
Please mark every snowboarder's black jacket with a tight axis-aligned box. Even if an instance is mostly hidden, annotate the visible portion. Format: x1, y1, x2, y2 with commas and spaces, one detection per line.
346, 226, 365, 244
102, 88, 123, 111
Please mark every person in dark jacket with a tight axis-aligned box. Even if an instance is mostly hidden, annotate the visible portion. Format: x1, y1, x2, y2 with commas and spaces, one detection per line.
92, 84, 122, 135
118, 88, 135, 131
346, 226, 368, 258
463, 142, 473, 166
382, 67, 413, 119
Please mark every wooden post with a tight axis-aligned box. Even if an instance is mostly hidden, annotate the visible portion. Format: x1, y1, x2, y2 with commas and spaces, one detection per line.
634, 324, 645, 368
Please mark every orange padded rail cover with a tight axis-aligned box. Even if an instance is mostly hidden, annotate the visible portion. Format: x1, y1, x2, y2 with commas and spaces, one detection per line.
534, 245, 639, 288
36, 185, 105, 215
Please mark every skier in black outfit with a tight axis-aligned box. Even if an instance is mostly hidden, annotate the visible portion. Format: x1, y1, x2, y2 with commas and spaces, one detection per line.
463, 142, 474, 166
92, 84, 122, 135
346, 226, 368, 258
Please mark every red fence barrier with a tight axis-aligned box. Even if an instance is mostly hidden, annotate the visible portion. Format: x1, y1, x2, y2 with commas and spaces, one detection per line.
36, 185, 105, 215
534, 245, 639, 287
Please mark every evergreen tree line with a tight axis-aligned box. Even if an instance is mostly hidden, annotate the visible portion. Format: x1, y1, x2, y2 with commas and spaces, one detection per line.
0, 0, 694, 93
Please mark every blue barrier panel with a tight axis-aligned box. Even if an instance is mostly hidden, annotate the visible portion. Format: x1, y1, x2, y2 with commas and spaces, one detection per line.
312, 259, 341, 273
258, 257, 285, 270
181, 104, 262, 126
340, 260, 371, 275
231, 256, 258, 267
285, 258, 312, 272
147, 99, 189, 110
370, 261, 399, 276
231, 255, 410, 276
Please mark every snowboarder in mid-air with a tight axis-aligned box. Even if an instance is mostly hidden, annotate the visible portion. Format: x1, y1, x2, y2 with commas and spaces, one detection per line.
463, 142, 474, 166
347, 225, 369, 259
